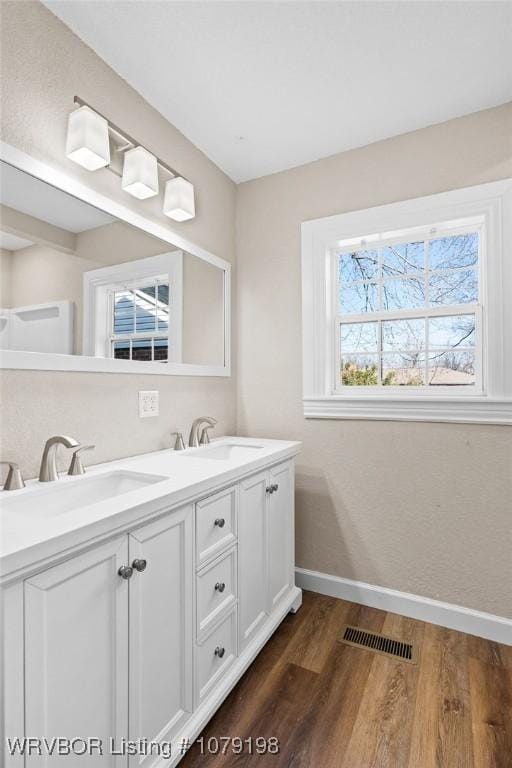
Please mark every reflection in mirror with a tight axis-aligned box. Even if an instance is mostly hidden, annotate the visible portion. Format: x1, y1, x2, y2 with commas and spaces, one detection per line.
0, 162, 225, 367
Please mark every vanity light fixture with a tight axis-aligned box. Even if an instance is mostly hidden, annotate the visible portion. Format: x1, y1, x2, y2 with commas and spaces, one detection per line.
122, 146, 159, 199
66, 97, 195, 220
163, 177, 195, 222
66, 105, 110, 171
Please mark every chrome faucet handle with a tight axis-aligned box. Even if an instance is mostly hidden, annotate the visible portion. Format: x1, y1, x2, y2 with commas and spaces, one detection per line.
1, 461, 26, 491
171, 432, 186, 451
68, 445, 95, 476
199, 425, 214, 445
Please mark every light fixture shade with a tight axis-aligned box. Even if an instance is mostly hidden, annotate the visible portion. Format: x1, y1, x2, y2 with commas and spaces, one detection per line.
163, 177, 195, 221
66, 105, 110, 171
122, 146, 159, 199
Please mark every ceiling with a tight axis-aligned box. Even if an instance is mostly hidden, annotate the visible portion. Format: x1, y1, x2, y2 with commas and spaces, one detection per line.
45, 1, 512, 183
0, 163, 114, 233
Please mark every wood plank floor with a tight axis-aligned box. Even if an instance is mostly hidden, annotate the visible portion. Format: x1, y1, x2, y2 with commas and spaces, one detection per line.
181, 591, 512, 768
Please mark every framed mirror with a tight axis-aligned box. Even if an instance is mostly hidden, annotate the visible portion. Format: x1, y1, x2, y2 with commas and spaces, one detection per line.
0, 144, 230, 376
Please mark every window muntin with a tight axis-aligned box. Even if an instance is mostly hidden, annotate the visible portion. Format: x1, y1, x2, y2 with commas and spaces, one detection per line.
335, 227, 481, 390
110, 277, 170, 363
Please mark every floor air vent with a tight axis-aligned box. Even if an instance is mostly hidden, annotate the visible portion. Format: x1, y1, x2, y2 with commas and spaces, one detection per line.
338, 625, 417, 663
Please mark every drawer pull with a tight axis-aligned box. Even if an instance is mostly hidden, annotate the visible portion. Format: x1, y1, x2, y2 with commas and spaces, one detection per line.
214, 518, 225, 528
132, 559, 147, 572
118, 565, 133, 580
214, 646, 226, 658
215, 582, 226, 593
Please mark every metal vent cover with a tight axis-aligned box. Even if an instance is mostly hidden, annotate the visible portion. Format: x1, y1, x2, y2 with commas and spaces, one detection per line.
338, 625, 417, 664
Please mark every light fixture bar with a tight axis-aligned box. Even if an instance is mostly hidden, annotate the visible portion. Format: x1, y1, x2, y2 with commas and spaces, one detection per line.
73, 96, 188, 183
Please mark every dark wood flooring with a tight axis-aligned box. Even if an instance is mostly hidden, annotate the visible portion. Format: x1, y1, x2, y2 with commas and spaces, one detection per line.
181, 591, 512, 768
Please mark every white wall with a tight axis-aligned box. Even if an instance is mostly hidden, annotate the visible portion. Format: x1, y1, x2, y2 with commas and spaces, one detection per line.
236, 103, 512, 618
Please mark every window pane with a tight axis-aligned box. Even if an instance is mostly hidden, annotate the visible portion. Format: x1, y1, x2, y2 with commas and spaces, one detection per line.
382, 241, 424, 277
428, 350, 475, 386
153, 339, 168, 361
381, 277, 425, 310
382, 318, 425, 351
113, 290, 134, 335
157, 283, 169, 332
341, 355, 378, 386
113, 341, 130, 360
429, 233, 478, 271
131, 338, 153, 361
429, 269, 477, 306
339, 282, 378, 314
135, 287, 158, 334
382, 353, 425, 386
338, 249, 378, 283
428, 314, 475, 349
340, 322, 378, 353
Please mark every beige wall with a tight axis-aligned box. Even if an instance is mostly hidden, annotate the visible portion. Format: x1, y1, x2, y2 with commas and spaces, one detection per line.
182, 255, 224, 365
236, 103, 512, 618
0, 248, 12, 307
0, 1, 236, 477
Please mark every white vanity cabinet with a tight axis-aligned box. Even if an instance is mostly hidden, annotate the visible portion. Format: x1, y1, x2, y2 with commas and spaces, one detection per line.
128, 506, 193, 765
21, 506, 194, 768
23, 537, 130, 767
2, 448, 301, 768
238, 461, 295, 651
267, 461, 294, 610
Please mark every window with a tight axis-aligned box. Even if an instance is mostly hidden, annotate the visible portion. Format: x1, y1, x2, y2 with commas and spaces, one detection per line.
83, 252, 182, 363
111, 278, 170, 362
302, 180, 512, 424
336, 227, 480, 390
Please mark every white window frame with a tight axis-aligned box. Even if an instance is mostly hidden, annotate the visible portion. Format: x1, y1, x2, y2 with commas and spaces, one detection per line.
301, 179, 512, 424
83, 252, 183, 363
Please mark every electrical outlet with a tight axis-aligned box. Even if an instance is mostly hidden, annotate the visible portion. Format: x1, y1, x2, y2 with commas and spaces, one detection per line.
139, 390, 159, 418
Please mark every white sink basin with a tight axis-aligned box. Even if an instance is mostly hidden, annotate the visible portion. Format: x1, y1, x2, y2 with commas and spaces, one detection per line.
0, 470, 168, 519
183, 442, 265, 461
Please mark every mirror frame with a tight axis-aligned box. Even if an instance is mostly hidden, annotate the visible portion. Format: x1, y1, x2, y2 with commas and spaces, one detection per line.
0, 141, 231, 377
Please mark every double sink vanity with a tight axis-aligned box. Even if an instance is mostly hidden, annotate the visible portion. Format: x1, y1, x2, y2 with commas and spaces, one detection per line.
0, 144, 301, 766
1, 434, 302, 767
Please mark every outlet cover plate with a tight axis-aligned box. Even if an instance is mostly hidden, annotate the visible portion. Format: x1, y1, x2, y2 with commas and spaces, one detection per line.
139, 390, 159, 418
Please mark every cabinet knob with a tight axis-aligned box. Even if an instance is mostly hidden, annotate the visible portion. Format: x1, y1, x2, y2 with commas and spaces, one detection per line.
214, 518, 225, 528
266, 486, 273, 494
118, 565, 133, 580
132, 559, 147, 572
215, 582, 226, 593
214, 646, 226, 658
272, 484, 279, 492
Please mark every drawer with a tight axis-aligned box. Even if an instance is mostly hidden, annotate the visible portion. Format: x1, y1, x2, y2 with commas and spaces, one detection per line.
196, 609, 237, 703
197, 548, 237, 636
196, 486, 237, 566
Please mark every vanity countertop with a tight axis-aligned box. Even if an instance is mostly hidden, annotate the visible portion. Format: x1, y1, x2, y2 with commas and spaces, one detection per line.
0, 436, 301, 582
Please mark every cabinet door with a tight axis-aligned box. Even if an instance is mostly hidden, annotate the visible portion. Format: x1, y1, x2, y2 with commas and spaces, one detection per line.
24, 537, 129, 767
128, 506, 193, 765
238, 470, 268, 650
267, 461, 294, 611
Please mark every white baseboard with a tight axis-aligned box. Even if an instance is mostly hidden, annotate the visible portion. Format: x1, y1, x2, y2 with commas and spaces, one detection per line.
295, 567, 512, 646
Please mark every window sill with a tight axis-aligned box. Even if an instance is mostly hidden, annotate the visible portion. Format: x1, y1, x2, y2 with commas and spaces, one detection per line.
303, 396, 512, 425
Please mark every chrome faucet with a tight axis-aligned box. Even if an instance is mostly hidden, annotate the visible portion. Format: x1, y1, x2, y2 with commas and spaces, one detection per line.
39, 435, 80, 482
188, 417, 217, 448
